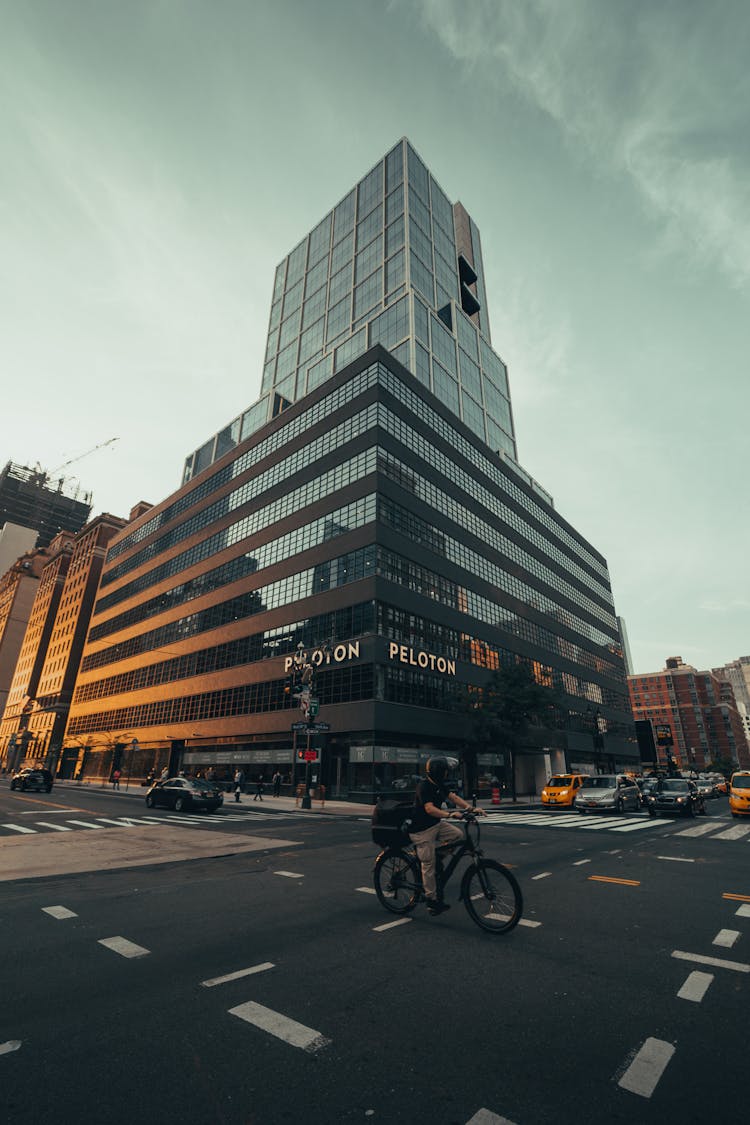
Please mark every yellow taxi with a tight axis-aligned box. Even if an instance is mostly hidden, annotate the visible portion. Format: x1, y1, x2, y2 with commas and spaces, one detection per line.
541, 774, 585, 808
729, 771, 750, 818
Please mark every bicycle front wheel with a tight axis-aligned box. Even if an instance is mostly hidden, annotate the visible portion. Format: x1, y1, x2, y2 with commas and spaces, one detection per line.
374, 850, 421, 915
462, 859, 522, 934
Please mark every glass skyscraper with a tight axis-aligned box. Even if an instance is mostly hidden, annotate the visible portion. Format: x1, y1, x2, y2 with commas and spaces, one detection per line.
183, 139, 532, 495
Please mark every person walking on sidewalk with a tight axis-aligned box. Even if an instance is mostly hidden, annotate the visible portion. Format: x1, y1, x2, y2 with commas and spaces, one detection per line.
272, 770, 282, 797
233, 768, 244, 802
253, 773, 264, 801
112, 769, 121, 791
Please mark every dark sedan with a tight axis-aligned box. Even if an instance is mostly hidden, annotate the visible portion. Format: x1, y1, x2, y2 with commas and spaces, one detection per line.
10, 767, 54, 792
145, 777, 223, 813
646, 778, 706, 818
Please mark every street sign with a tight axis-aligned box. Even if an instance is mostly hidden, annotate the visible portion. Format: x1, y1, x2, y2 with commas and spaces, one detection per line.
308, 698, 319, 717
291, 721, 330, 732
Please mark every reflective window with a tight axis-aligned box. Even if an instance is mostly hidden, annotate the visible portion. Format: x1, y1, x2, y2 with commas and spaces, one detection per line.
461, 391, 485, 439
430, 316, 457, 376
385, 142, 403, 192
305, 258, 328, 298
286, 240, 306, 287
334, 190, 355, 242
407, 143, 429, 201
410, 253, 434, 305
432, 362, 459, 414
357, 205, 383, 249
456, 311, 479, 362
353, 269, 382, 319
326, 295, 351, 342
459, 350, 482, 400
308, 214, 331, 266
355, 235, 383, 282
386, 184, 404, 225
331, 232, 353, 273
385, 216, 405, 258
358, 165, 383, 218
386, 250, 405, 294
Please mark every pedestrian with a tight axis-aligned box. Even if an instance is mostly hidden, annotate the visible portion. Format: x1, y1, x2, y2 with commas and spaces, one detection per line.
112, 768, 121, 791
272, 769, 282, 797
234, 768, 244, 802
254, 773, 264, 801
160, 766, 169, 781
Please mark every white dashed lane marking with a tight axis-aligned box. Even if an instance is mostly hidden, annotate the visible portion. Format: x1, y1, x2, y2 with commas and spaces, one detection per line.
736, 904, 750, 917
531, 872, 551, 880
42, 906, 77, 920
274, 871, 304, 879
201, 963, 274, 988
677, 971, 714, 1002
373, 917, 412, 932
713, 929, 740, 948
0, 1041, 22, 1056
672, 950, 750, 973
618, 1037, 675, 1098
228, 1001, 330, 1052
98, 936, 150, 959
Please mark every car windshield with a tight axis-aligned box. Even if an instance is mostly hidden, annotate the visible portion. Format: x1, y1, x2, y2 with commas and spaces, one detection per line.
581, 776, 616, 789
547, 777, 572, 786
660, 780, 689, 792
732, 775, 750, 790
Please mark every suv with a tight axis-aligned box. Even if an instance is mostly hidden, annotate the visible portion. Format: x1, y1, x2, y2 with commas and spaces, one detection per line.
10, 766, 54, 793
574, 774, 641, 814
646, 777, 705, 818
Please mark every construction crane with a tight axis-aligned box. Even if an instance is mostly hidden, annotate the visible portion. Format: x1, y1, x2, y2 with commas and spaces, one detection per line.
47, 437, 119, 477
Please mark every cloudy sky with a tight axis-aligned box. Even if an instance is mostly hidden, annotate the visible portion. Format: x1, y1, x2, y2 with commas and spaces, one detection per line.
1, 0, 748, 675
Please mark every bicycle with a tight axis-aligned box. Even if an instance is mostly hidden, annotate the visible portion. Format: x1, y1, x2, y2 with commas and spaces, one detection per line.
373, 811, 523, 933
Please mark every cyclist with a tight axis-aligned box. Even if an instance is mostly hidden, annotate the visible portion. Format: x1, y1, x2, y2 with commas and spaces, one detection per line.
409, 756, 485, 916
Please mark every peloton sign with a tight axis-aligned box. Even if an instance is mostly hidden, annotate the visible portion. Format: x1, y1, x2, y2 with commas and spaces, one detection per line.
388, 643, 456, 676
284, 641, 360, 671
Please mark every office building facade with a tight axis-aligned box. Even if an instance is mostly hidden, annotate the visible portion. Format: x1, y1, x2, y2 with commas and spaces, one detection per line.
628, 656, 750, 772
63, 142, 635, 796
0, 514, 125, 773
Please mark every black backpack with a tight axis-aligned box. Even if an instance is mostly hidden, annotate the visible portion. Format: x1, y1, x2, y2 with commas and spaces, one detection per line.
371, 799, 414, 848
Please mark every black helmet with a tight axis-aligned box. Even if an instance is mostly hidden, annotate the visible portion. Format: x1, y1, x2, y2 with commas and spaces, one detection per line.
426, 757, 449, 784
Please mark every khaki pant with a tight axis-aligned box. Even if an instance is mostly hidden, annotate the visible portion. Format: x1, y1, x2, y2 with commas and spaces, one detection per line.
409, 819, 464, 899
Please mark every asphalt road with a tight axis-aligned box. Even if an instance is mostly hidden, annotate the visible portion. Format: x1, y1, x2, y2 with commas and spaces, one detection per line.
2, 787, 748, 1125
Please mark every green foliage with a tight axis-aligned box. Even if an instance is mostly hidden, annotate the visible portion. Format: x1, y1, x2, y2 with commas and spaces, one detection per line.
453, 662, 565, 793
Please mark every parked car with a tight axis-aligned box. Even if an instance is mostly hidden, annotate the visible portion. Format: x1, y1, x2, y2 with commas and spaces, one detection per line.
646, 778, 706, 817
574, 774, 641, 814
10, 766, 53, 793
541, 774, 585, 808
728, 771, 750, 818
145, 777, 223, 813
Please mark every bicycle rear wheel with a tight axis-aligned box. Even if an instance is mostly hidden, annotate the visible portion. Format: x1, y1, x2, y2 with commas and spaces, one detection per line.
462, 859, 522, 933
374, 849, 421, 915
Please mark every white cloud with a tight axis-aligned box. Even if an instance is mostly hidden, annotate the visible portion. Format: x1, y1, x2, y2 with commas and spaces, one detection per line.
411, 0, 750, 286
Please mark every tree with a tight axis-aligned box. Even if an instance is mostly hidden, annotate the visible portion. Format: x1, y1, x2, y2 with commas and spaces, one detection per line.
454, 662, 565, 800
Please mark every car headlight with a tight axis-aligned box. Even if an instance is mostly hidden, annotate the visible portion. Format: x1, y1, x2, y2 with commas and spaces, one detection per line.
559, 789, 569, 796
676, 797, 686, 804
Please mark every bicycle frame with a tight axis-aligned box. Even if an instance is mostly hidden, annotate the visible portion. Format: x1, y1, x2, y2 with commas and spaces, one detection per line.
414, 814, 483, 900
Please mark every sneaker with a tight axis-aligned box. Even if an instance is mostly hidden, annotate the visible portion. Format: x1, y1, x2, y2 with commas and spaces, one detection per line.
426, 900, 451, 916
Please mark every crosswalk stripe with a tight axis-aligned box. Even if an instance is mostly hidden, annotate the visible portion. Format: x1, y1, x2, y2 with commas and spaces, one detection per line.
66, 820, 103, 829
98, 936, 150, 959
34, 822, 73, 831
711, 825, 750, 841
674, 823, 718, 837
1, 823, 37, 833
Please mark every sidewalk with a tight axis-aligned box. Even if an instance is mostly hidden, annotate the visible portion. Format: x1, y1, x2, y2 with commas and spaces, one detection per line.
53, 779, 542, 817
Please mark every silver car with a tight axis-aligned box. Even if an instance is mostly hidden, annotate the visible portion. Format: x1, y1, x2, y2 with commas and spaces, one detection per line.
574, 774, 641, 814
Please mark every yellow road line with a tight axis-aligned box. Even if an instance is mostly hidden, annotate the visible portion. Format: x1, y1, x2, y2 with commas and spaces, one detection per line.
588, 875, 640, 887
722, 893, 750, 902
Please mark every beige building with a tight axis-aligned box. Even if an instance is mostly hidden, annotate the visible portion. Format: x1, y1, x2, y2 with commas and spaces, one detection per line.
0, 513, 125, 773
0, 546, 47, 718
